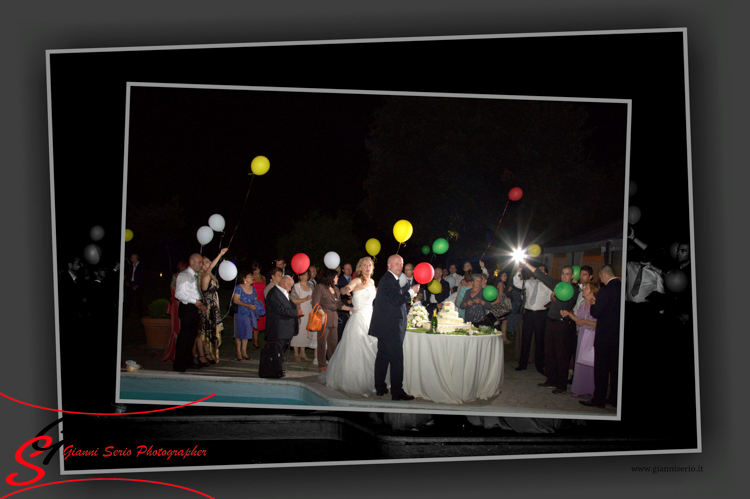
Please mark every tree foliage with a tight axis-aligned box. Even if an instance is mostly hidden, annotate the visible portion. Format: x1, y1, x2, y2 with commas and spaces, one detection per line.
126, 195, 186, 246
276, 210, 360, 270
362, 96, 624, 251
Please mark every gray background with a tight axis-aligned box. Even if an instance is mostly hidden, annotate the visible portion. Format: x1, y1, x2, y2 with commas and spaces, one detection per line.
1, 0, 742, 498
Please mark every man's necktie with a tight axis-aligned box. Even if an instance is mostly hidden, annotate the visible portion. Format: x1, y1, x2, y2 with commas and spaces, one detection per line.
529, 281, 539, 308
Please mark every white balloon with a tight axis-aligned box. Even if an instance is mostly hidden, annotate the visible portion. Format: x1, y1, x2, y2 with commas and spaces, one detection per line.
83, 243, 102, 265
324, 251, 340, 270
90, 225, 105, 241
197, 226, 214, 245
208, 214, 225, 232
218, 260, 238, 281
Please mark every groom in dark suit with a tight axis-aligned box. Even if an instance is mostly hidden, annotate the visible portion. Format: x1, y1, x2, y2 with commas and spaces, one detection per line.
581, 265, 622, 408
265, 275, 304, 357
369, 254, 420, 400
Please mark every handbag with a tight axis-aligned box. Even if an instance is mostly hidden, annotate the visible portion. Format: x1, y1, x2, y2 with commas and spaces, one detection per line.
577, 328, 596, 367
491, 294, 512, 318
306, 303, 328, 339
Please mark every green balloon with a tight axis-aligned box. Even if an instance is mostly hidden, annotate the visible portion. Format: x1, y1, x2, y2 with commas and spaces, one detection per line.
433, 237, 449, 255
572, 265, 581, 281
554, 282, 575, 301
483, 285, 498, 302
422, 245, 430, 255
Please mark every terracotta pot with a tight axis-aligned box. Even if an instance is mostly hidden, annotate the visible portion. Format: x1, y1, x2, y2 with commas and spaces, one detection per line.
141, 317, 172, 349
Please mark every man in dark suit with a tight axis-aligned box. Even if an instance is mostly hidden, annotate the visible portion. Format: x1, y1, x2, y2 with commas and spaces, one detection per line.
581, 265, 622, 408
369, 254, 420, 400
124, 253, 145, 318
265, 275, 304, 357
58, 256, 88, 325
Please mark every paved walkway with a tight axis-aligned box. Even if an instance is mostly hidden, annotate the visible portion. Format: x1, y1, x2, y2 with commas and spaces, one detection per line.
121, 344, 616, 418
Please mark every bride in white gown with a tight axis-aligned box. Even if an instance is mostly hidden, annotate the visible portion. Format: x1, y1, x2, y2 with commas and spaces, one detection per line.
319, 256, 385, 396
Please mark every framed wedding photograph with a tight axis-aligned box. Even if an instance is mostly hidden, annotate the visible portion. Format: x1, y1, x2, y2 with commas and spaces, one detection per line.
47, 28, 699, 474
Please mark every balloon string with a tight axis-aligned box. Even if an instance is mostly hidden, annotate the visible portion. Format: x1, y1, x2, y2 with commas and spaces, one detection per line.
481, 199, 510, 260
218, 274, 239, 322
396, 242, 402, 255
200, 244, 204, 255
227, 174, 256, 250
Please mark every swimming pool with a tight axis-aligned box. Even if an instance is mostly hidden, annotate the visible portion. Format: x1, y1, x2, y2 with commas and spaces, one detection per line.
119, 372, 332, 407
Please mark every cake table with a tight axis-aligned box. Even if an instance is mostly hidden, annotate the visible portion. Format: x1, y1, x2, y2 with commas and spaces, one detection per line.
402, 329, 504, 404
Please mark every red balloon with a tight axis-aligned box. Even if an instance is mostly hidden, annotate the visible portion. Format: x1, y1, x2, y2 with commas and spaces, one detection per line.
290, 253, 310, 275
413, 262, 435, 285
665, 269, 689, 293
508, 187, 523, 201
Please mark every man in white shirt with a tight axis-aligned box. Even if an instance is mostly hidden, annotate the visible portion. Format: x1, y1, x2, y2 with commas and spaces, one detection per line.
173, 253, 208, 372
513, 264, 552, 373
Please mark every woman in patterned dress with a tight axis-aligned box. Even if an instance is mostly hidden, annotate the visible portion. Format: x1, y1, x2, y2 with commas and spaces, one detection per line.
196, 248, 228, 366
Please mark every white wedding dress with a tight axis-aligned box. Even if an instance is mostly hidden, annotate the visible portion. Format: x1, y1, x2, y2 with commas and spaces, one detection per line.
319, 285, 385, 396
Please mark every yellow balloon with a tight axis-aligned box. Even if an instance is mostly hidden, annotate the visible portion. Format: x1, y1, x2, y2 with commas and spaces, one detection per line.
528, 244, 541, 257
124, 229, 134, 242
251, 155, 270, 176
427, 279, 442, 295
365, 238, 381, 257
393, 219, 413, 243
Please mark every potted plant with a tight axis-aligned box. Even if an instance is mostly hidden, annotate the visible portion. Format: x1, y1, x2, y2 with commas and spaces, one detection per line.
141, 298, 172, 348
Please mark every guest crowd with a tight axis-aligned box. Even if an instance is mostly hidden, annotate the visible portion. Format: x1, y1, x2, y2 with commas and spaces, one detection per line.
59, 230, 692, 410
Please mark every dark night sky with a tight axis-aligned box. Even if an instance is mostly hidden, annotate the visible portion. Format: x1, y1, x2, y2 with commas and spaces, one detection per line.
125, 85, 629, 273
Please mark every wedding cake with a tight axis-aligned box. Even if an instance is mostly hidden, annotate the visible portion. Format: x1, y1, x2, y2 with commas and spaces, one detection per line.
407, 303, 430, 329
436, 301, 468, 333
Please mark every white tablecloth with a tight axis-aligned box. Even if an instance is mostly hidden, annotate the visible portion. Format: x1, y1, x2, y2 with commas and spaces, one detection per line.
403, 330, 504, 404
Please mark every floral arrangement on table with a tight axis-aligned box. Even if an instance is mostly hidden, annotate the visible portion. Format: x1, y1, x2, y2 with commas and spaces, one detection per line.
407, 303, 430, 329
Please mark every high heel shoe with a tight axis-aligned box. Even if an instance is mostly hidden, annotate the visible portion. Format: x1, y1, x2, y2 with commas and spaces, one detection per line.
205, 354, 217, 365
198, 355, 211, 367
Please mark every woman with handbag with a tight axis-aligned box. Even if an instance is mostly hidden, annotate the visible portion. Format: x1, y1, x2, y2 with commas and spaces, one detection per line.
310, 269, 352, 372
459, 274, 493, 326
232, 269, 266, 361
290, 269, 315, 362
561, 281, 600, 398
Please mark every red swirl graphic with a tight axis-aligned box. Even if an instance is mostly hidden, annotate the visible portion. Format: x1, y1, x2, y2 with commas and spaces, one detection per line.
0, 478, 214, 499
0, 391, 215, 416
